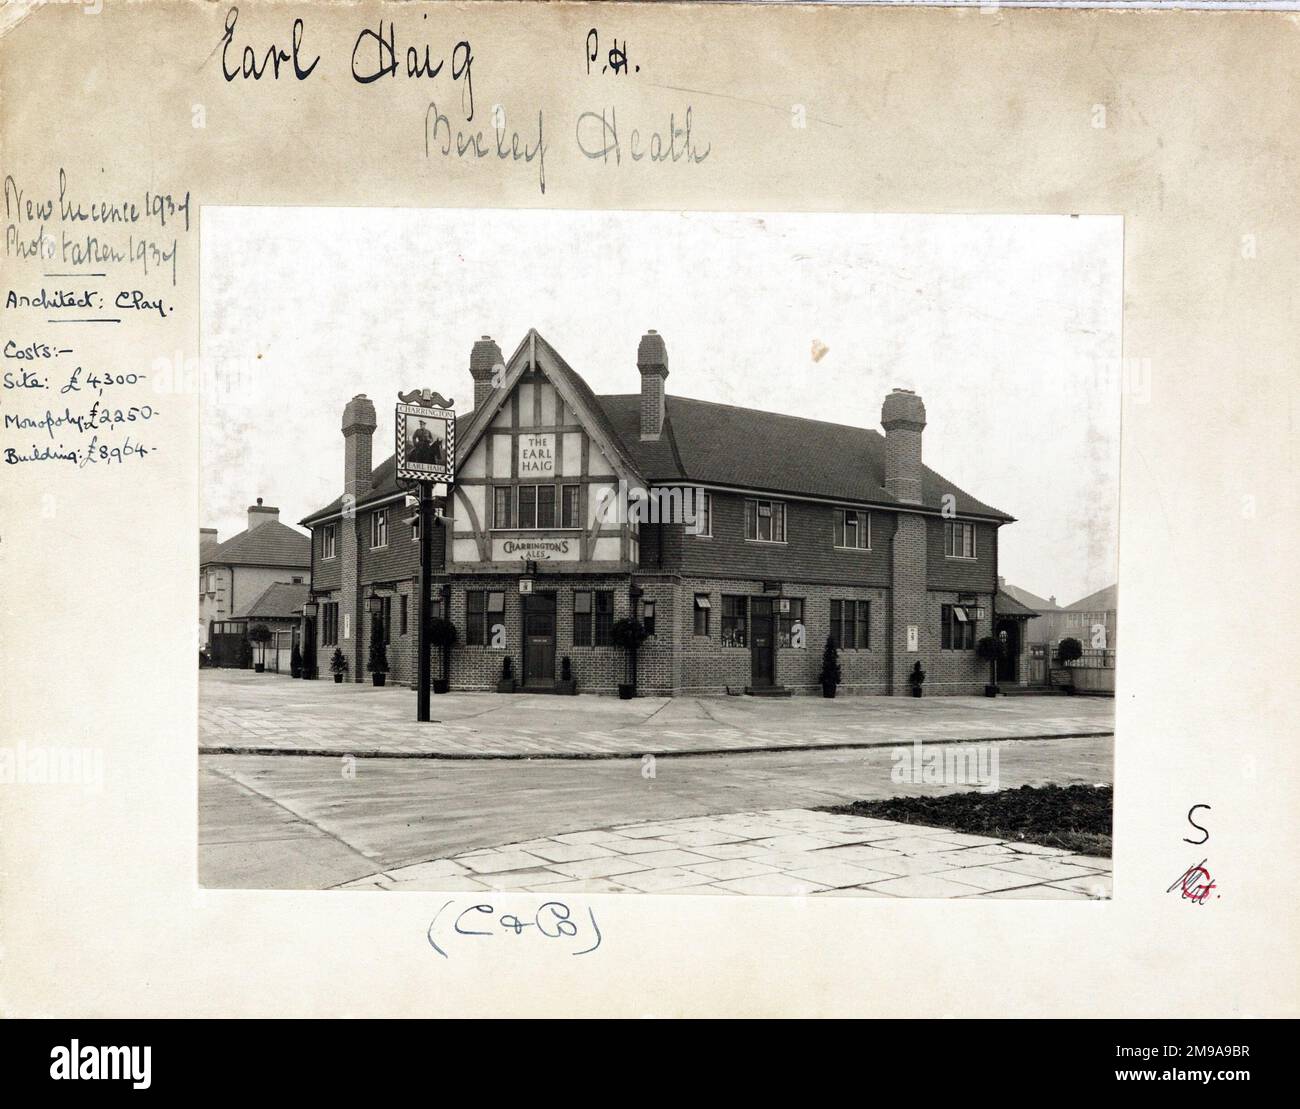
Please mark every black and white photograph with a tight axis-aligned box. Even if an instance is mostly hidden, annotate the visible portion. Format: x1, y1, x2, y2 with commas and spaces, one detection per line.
199, 208, 1120, 899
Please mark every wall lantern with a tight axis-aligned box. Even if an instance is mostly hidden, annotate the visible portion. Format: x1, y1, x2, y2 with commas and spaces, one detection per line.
368, 593, 383, 616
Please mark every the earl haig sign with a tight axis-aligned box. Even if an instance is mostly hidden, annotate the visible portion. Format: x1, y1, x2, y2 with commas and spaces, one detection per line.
518, 433, 555, 478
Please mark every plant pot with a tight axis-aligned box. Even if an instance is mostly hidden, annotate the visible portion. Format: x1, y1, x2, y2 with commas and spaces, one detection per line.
290, 667, 302, 679
910, 685, 923, 697
984, 684, 999, 697
618, 684, 635, 700
254, 662, 265, 673
822, 683, 836, 699
333, 673, 344, 683
555, 679, 577, 695
496, 679, 516, 694
433, 678, 450, 694
372, 673, 387, 687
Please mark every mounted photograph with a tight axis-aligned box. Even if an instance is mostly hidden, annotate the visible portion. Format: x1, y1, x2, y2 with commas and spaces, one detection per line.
199, 208, 1121, 899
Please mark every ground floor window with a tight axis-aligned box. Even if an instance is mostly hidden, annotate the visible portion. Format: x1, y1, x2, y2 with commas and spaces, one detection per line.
320, 602, 339, 646
466, 590, 505, 646
941, 603, 976, 650
399, 594, 408, 636
721, 595, 748, 647
830, 599, 870, 648
573, 590, 614, 646
693, 593, 711, 636
777, 598, 805, 647
377, 596, 392, 645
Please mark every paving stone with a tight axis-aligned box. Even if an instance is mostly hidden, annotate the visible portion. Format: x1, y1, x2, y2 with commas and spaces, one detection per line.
457, 849, 550, 874
684, 858, 780, 880
940, 865, 1047, 892
628, 848, 718, 869
990, 857, 1096, 882
749, 833, 842, 853
688, 842, 772, 860
1043, 874, 1113, 899
1061, 854, 1113, 871
656, 829, 750, 847
711, 873, 829, 896
515, 841, 617, 864
980, 884, 1092, 900
380, 858, 470, 881
386, 874, 491, 891
546, 855, 653, 880
616, 867, 719, 893
858, 854, 956, 878
786, 861, 899, 888
602, 836, 686, 855
865, 873, 988, 898
867, 835, 971, 855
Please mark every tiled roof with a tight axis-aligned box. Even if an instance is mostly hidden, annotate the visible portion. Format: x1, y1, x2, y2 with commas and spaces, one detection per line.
1064, 584, 1117, 611
995, 589, 1040, 619
999, 582, 1059, 612
235, 582, 310, 620
601, 393, 1012, 519
202, 520, 311, 569
302, 335, 1013, 523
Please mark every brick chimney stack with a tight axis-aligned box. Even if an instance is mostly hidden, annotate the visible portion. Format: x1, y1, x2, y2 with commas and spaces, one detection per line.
342, 394, 378, 499
200, 527, 218, 547
246, 498, 279, 530
469, 335, 504, 411
881, 388, 927, 504
637, 330, 669, 440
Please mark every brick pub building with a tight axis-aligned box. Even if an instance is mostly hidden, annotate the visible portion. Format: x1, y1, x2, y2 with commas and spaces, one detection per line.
301, 330, 1016, 696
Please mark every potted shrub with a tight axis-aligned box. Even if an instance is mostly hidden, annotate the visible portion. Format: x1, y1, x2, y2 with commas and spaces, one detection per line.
330, 647, 348, 683
1055, 637, 1083, 694
496, 655, 516, 694
611, 617, 651, 699
818, 636, 842, 698
908, 660, 926, 697
556, 655, 577, 696
976, 635, 1006, 697
290, 643, 303, 679
368, 634, 389, 687
198, 648, 211, 670
248, 624, 273, 672
429, 616, 458, 694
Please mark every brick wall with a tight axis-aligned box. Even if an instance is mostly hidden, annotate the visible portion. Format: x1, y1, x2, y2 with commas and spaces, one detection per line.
925, 517, 997, 592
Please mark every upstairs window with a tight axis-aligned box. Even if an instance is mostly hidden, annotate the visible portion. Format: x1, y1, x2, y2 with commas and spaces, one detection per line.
561, 484, 580, 529
946, 521, 976, 559
518, 485, 537, 529
834, 509, 870, 550
493, 486, 514, 529
744, 499, 786, 543
370, 509, 387, 549
321, 524, 337, 560
691, 490, 712, 537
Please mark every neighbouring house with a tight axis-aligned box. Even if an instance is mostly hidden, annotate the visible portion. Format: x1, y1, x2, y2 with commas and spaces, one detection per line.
233, 582, 310, 673
1000, 577, 1117, 693
300, 329, 1018, 696
200, 498, 311, 664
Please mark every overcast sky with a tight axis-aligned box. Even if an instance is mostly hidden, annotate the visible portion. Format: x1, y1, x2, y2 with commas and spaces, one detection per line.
201, 208, 1121, 604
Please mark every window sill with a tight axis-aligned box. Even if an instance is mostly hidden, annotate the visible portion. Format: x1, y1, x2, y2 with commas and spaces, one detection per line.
944, 555, 978, 562
833, 546, 873, 553
744, 539, 788, 546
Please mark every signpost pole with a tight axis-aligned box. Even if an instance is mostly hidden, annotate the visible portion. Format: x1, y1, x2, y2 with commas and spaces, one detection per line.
417, 480, 434, 723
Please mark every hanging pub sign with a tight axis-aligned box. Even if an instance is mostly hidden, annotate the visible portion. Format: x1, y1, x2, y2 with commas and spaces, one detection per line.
396, 389, 456, 485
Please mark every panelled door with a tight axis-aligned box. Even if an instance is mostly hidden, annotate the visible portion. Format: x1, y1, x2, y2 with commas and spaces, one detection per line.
522, 593, 557, 688
750, 598, 775, 688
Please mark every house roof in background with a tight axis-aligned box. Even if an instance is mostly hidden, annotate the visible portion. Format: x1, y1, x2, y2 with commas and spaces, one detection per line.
995, 589, 1040, 619
202, 520, 311, 569
235, 581, 310, 621
1064, 584, 1117, 611
999, 582, 1059, 612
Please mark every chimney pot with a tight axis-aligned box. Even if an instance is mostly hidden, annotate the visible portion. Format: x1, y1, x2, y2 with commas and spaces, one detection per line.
247, 500, 280, 530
